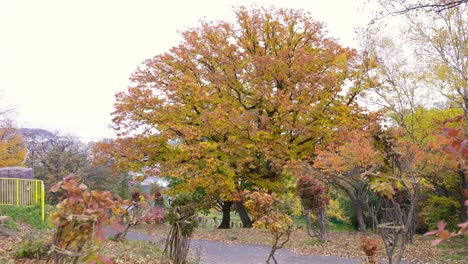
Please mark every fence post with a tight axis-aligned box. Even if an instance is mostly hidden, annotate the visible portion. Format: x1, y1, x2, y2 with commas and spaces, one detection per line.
35, 181, 38, 204
41, 182, 45, 222
16, 178, 19, 206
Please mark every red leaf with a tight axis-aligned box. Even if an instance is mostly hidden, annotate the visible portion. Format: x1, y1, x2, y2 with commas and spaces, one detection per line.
50, 182, 62, 192
68, 195, 84, 204
64, 174, 75, 181
436, 221, 447, 231
431, 238, 443, 246
424, 230, 438, 236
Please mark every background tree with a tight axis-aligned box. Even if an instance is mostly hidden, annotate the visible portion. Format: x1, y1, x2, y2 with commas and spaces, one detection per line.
406, 4, 467, 119
362, 19, 467, 223
21, 128, 54, 171
0, 101, 26, 167
375, 0, 467, 17
111, 6, 369, 228
25, 132, 88, 203
424, 115, 467, 248
371, 1, 467, 118
80, 161, 130, 199
408, 108, 467, 224
371, 129, 422, 264
313, 126, 383, 232
0, 124, 26, 167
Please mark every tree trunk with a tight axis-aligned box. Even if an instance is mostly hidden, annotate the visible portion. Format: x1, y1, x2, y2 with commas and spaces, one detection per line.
234, 201, 252, 228
353, 200, 367, 233
114, 222, 133, 240
461, 202, 467, 223
459, 168, 467, 222
317, 209, 329, 241
218, 201, 232, 229
336, 184, 368, 233
304, 209, 329, 241
304, 210, 314, 237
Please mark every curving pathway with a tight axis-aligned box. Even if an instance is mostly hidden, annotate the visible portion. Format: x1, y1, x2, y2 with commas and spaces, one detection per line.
104, 228, 360, 264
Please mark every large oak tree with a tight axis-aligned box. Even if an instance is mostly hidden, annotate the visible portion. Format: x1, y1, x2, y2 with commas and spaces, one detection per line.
112, 7, 368, 227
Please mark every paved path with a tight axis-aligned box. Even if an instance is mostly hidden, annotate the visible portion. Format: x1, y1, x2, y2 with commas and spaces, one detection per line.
104, 228, 360, 264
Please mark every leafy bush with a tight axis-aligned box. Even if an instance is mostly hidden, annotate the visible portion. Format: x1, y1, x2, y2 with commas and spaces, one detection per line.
296, 176, 329, 211
14, 232, 49, 259
167, 193, 197, 236
421, 195, 460, 230
327, 198, 350, 224
279, 190, 303, 216
15, 240, 48, 259
164, 193, 197, 264
48, 174, 125, 262
296, 176, 329, 241
360, 236, 380, 264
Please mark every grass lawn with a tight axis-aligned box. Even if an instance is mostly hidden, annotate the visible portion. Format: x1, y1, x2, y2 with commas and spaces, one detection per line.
0, 204, 50, 230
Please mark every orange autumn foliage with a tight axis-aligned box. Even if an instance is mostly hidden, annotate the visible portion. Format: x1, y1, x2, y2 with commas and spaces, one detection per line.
110, 7, 373, 207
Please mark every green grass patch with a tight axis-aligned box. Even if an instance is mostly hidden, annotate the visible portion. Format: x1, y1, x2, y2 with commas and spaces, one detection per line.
291, 215, 355, 232
0, 204, 50, 229
434, 235, 468, 261
2, 219, 20, 231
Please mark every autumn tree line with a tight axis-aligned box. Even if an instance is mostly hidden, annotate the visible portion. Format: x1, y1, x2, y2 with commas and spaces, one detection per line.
99, 2, 466, 238
0, 127, 130, 204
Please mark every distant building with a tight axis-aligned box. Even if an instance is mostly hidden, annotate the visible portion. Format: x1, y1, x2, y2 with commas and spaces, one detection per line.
0, 167, 33, 179
140, 176, 168, 192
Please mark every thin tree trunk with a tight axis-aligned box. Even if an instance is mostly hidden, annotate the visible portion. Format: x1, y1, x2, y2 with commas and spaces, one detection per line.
218, 201, 232, 229
234, 201, 252, 228
304, 210, 314, 237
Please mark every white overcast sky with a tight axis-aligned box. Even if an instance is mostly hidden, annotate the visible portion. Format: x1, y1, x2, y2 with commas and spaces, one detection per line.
0, 0, 373, 141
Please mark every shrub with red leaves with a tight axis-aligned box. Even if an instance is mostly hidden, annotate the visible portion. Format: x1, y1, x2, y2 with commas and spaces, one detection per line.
296, 176, 329, 211
360, 236, 380, 264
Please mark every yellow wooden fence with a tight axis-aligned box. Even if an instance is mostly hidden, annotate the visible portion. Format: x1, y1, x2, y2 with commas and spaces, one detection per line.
0, 177, 45, 222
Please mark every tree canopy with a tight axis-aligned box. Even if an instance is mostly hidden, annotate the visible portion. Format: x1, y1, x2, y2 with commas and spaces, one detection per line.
111, 6, 369, 207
